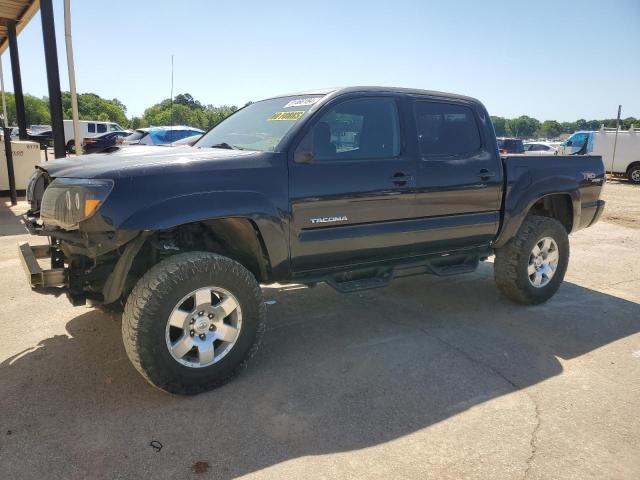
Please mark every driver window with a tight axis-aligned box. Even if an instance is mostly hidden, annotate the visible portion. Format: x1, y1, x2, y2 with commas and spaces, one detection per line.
304, 97, 400, 161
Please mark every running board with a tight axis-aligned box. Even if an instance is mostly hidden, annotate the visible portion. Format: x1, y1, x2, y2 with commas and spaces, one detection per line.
326, 267, 393, 293
321, 252, 480, 293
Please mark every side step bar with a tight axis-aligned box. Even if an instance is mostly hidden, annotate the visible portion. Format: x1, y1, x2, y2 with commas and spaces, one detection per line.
18, 242, 66, 288
320, 252, 481, 293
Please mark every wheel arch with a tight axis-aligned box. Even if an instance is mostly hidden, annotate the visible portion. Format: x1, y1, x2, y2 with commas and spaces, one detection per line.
102, 216, 274, 305
494, 187, 580, 249
626, 161, 640, 174
528, 193, 574, 233
117, 190, 289, 279
626, 162, 640, 183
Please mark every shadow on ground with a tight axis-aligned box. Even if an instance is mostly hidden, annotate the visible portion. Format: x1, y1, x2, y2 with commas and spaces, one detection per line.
1, 265, 638, 478
0, 199, 28, 237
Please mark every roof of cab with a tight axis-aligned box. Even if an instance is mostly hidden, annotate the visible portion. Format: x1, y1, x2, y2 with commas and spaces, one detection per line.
265, 86, 481, 104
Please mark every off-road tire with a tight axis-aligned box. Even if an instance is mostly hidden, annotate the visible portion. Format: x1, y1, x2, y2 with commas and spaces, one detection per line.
628, 165, 640, 184
122, 252, 265, 395
494, 215, 569, 305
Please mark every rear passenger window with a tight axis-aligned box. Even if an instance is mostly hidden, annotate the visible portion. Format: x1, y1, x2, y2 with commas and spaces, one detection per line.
414, 102, 481, 156
97, 123, 107, 133
308, 97, 400, 160
87, 123, 96, 133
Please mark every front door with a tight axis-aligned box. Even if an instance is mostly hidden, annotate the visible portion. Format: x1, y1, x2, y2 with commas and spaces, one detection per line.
289, 95, 417, 273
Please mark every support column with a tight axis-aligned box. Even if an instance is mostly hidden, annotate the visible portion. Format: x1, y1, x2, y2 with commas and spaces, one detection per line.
3, 127, 17, 205
40, 0, 66, 159
7, 20, 27, 140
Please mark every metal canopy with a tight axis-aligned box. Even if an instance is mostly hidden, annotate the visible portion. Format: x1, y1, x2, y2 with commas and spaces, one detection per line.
0, 0, 40, 55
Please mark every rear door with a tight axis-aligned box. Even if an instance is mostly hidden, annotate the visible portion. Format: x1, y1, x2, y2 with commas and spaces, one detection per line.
289, 94, 417, 272
410, 99, 502, 254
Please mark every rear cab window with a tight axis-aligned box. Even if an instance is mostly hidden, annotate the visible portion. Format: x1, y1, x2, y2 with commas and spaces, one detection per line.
414, 102, 482, 156
497, 138, 524, 154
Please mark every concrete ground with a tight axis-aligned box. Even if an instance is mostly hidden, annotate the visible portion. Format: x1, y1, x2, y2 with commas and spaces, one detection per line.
0, 181, 639, 479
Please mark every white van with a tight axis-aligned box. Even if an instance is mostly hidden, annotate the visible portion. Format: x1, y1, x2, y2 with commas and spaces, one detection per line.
558, 126, 640, 183
63, 120, 125, 152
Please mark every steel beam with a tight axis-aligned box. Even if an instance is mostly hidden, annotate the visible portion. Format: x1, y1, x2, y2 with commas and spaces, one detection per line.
7, 20, 27, 140
40, 0, 66, 159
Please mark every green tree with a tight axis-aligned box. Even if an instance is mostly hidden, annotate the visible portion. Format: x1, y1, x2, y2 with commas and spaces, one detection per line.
61, 92, 128, 127
506, 115, 540, 138
538, 120, 562, 139
140, 93, 237, 130
3, 92, 50, 126
490, 116, 507, 136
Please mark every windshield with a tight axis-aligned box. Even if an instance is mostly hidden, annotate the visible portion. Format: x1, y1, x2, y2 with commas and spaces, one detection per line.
196, 95, 324, 152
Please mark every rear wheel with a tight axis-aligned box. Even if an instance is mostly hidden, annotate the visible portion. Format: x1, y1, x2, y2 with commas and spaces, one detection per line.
494, 215, 569, 305
628, 165, 640, 184
122, 252, 265, 394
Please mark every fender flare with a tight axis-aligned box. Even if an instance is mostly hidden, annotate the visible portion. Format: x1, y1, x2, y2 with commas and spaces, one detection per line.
493, 173, 581, 248
117, 190, 289, 278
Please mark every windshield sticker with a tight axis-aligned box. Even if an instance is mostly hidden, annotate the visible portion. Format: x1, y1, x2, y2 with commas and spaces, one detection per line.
283, 97, 322, 108
268, 111, 305, 121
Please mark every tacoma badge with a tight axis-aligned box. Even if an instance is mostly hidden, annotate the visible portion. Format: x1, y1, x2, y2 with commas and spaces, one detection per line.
310, 216, 348, 224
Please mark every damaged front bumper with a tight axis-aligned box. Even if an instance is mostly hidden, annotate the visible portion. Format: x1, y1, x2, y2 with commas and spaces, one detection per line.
18, 242, 67, 288
19, 212, 146, 306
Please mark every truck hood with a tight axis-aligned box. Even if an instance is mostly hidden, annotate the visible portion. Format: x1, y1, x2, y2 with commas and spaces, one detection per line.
38, 145, 261, 179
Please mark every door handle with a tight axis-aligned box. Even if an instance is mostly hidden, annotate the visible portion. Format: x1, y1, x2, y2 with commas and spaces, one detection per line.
390, 171, 413, 186
477, 169, 496, 181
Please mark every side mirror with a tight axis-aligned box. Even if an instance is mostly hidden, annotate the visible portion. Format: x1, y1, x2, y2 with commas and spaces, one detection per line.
294, 150, 315, 164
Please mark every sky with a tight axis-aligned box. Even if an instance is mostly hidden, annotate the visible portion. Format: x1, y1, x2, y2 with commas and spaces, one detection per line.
1, 0, 638, 121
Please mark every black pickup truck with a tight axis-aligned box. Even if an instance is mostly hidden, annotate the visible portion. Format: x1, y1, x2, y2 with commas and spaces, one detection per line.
19, 87, 605, 394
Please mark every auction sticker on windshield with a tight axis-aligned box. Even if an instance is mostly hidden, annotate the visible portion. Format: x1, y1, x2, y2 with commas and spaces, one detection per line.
268, 111, 305, 121
283, 97, 322, 108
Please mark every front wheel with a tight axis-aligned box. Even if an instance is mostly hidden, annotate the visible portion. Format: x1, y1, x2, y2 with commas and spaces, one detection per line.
494, 215, 569, 305
628, 165, 640, 184
122, 252, 265, 394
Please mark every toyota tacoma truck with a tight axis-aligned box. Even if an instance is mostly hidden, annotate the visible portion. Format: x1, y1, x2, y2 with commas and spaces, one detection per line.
19, 87, 606, 394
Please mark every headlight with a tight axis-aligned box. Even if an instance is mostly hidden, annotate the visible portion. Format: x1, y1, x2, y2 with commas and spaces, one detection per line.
40, 178, 113, 230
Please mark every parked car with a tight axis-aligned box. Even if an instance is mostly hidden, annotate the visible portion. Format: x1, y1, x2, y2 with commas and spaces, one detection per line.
496, 137, 525, 154
557, 126, 640, 183
21, 86, 605, 395
62, 120, 126, 153
120, 126, 204, 146
27, 129, 53, 147
524, 141, 558, 156
29, 124, 51, 134
82, 131, 131, 154
169, 133, 203, 146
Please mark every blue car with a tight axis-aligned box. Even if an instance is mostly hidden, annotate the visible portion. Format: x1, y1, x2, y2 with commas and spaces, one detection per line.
121, 126, 204, 146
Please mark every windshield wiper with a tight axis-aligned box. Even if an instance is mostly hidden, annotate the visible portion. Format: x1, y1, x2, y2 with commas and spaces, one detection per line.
209, 142, 244, 150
